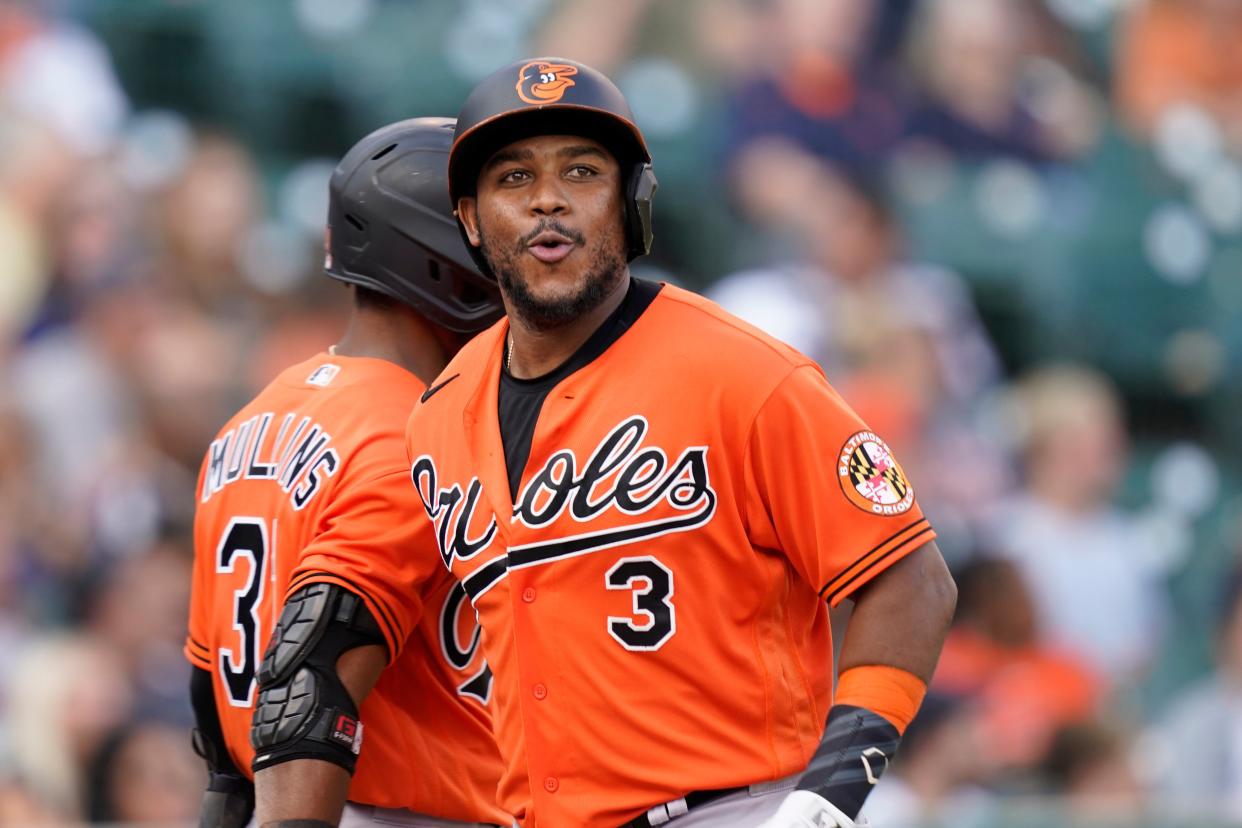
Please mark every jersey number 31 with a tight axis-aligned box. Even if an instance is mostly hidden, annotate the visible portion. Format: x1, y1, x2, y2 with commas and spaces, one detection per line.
216, 517, 269, 706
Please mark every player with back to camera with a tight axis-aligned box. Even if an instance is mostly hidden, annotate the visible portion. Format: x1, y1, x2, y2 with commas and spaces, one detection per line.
185, 118, 512, 828
404, 58, 958, 828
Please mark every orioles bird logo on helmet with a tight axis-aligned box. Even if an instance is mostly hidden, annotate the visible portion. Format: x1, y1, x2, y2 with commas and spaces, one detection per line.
516, 61, 578, 105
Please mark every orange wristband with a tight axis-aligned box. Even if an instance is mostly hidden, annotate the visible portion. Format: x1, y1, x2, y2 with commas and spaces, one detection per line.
834, 665, 927, 735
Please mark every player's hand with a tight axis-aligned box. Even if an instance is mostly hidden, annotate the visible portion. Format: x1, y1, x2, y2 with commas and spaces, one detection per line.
756, 790, 860, 828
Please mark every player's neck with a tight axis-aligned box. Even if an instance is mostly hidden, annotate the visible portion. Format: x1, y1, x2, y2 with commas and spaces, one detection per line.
505, 273, 629, 379
332, 304, 454, 385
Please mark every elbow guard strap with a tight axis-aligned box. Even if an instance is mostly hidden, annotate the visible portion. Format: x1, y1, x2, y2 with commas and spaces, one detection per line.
250, 583, 384, 775
797, 704, 902, 820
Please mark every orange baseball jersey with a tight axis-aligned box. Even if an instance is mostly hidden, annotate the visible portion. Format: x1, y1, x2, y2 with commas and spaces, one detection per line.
404, 279, 936, 827
184, 352, 507, 823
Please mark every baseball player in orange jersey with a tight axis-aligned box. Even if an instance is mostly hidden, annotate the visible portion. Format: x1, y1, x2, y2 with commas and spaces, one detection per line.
184, 118, 512, 828
402, 59, 958, 828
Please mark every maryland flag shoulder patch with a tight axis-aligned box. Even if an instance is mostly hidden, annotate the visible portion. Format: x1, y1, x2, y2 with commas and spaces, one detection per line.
837, 431, 915, 517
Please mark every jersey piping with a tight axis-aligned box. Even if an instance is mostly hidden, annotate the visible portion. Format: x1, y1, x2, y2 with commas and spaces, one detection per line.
818, 516, 932, 604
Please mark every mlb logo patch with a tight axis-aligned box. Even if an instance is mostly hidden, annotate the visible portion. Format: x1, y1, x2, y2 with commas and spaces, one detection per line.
306, 364, 340, 387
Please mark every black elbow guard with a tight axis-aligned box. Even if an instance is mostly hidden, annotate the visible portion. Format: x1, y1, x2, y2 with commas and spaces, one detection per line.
250, 583, 384, 776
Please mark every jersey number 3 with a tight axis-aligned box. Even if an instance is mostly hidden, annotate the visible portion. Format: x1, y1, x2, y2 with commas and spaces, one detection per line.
216, 517, 269, 706
606, 556, 675, 651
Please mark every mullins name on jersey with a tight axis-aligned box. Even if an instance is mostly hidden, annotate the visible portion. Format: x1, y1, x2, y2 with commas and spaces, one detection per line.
200, 412, 341, 510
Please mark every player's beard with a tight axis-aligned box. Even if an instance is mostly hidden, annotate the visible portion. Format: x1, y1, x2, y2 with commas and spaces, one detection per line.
480, 218, 627, 331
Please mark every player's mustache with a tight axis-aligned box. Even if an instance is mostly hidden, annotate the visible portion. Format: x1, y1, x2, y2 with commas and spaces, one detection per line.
516, 220, 585, 251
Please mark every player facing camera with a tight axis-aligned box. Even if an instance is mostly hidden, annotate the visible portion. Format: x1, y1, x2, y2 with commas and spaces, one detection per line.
403, 56, 955, 828
448, 58, 656, 343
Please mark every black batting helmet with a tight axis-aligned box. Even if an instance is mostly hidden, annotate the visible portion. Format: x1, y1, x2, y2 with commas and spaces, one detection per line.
448, 57, 658, 273
325, 117, 503, 334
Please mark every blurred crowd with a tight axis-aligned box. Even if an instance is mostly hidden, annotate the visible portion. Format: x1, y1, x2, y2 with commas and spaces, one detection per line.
0, 0, 1239, 825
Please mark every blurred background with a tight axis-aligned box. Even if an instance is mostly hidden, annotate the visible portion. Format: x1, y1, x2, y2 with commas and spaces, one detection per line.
0, 0, 1238, 824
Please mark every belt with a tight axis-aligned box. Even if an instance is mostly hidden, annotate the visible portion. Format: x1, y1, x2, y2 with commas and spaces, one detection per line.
619, 786, 747, 828
358, 803, 506, 828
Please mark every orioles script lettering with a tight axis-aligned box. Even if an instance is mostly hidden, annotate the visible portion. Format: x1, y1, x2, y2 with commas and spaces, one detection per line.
411, 416, 716, 596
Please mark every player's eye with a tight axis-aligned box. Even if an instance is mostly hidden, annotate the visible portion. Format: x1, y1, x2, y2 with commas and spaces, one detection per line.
499, 169, 530, 184
565, 164, 598, 179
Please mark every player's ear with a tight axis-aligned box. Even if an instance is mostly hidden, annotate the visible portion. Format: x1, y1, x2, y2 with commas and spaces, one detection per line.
456, 197, 482, 248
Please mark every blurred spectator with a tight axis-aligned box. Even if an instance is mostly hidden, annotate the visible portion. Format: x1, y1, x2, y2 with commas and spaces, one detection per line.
0, 403, 82, 629
152, 132, 263, 313
0, 0, 127, 346
1042, 721, 1147, 820
1116, 0, 1242, 147
902, 0, 1098, 161
10, 180, 241, 567
0, 776, 61, 826
720, 0, 907, 174
0, 116, 71, 347
3, 635, 134, 819
860, 693, 998, 827
991, 366, 1170, 685
935, 557, 1103, 768
84, 542, 194, 722
1147, 574, 1242, 820
863, 0, 920, 68
535, 0, 660, 72
35, 157, 142, 334
83, 717, 201, 824
712, 162, 1006, 555
8, 275, 132, 511
0, 0, 127, 156
123, 294, 250, 475
716, 161, 997, 400
8, 273, 205, 573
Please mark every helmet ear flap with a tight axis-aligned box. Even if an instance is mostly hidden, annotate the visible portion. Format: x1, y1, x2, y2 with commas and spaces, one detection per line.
625, 162, 658, 260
